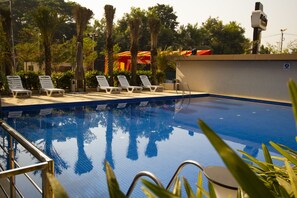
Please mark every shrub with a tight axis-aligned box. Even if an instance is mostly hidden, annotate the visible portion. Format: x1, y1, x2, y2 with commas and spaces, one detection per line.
156, 70, 165, 84
85, 70, 103, 88
52, 70, 74, 89
16, 70, 41, 90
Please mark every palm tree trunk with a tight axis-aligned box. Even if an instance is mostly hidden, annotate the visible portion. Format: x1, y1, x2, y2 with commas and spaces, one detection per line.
151, 48, 157, 84
44, 40, 52, 76
105, 5, 115, 86
75, 40, 85, 91
106, 35, 114, 86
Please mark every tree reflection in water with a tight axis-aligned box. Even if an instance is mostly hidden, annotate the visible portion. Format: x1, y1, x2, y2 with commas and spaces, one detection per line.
2, 99, 177, 176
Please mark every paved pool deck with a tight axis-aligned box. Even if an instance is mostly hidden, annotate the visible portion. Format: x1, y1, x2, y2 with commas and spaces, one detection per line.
1, 90, 208, 107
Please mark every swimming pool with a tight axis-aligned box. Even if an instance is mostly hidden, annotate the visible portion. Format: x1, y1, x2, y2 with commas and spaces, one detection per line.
0, 96, 296, 197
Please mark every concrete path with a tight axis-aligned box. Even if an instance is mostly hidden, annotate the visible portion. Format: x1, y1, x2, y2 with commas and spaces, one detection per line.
1, 90, 208, 107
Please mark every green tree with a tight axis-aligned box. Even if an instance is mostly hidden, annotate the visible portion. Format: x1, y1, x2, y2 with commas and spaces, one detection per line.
93, 19, 106, 72
32, 6, 63, 75
148, 4, 179, 49
51, 39, 75, 72
72, 4, 93, 91
129, 17, 140, 85
13, 0, 75, 45
0, 16, 9, 80
83, 36, 97, 71
115, 7, 149, 52
0, 3, 14, 74
177, 23, 204, 50
15, 42, 38, 71
200, 17, 249, 54
288, 40, 297, 54
105, 5, 116, 86
148, 15, 160, 84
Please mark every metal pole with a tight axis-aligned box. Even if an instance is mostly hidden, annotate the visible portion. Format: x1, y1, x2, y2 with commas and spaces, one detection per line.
9, 135, 15, 198
280, 29, 287, 53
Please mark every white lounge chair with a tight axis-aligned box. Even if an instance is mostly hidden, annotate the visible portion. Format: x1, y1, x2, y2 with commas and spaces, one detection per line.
6, 75, 32, 98
117, 75, 142, 93
96, 75, 121, 94
139, 75, 164, 92
39, 75, 65, 96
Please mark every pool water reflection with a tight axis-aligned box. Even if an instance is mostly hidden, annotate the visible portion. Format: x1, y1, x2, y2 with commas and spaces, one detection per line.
1, 97, 296, 197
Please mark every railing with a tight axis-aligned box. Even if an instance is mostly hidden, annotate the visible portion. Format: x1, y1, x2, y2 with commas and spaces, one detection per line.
0, 120, 54, 198
174, 80, 191, 96
127, 160, 204, 197
126, 171, 164, 197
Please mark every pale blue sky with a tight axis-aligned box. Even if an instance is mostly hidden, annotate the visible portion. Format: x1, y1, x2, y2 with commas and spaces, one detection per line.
70, 0, 297, 49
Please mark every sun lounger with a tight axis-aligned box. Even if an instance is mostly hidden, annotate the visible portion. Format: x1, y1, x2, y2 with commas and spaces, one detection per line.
117, 75, 142, 93
139, 75, 164, 92
39, 75, 65, 96
96, 75, 121, 94
6, 75, 32, 98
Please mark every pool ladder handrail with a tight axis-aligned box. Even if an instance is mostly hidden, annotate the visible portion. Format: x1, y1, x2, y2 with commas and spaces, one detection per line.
126, 160, 203, 197
175, 80, 191, 96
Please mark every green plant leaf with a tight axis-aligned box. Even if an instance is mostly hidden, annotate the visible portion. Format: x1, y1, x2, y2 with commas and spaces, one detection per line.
141, 179, 180, 198
182, 177, 196, 198
172, 177, 182, 196
46, 172, 68, 198
262, 144, 273, 164
208, 181, 217, 198
196, 172, 203, 198
104, 160, 126, 198
285, 160, 297, 197
142, 187, 158, 198
270, 142, 297, 166
198, 119, 275, 198
239, 151, 271, 171
288, 80, 297, 130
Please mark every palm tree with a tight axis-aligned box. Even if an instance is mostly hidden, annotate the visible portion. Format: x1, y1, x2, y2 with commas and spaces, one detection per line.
148, 16, 161, 85
129, 18, 140, 85
32, 6, 61, 76
72, 4, 93, 92
104, 5, 115, 86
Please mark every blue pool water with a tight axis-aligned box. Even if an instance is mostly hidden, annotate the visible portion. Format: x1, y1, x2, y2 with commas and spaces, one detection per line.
0, 96, 296, 197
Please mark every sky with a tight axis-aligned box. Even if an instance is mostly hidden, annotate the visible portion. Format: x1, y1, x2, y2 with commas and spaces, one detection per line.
69, 0, 297, 50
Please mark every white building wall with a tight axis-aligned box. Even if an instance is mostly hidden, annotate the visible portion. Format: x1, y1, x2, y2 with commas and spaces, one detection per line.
176, 54, 297, 103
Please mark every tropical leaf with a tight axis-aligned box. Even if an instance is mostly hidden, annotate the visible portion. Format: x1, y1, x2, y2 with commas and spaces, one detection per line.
285, 160, 297, 197
270, 142, 297, 166
239, 151, 271, 171
196, 172, 203, 198
171, 177, 182, 196
198, 119, 275, 198
141, 179, 180, 198
262, 144, 273, 165
104, 160, 126, 198
207, 181, 216, 198
182, 177, 196, 198
288, 80, 297, 130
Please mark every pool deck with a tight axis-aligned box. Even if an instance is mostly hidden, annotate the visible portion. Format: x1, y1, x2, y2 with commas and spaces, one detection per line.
1, 90, 208, 107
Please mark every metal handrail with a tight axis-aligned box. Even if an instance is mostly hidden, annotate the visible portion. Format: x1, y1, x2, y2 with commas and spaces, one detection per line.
166, 160, 204, 190
0, 143, 42, 193
0, 120, 54, 198
174, 80, 191, 96
126, 160, 204, 197
126, 171, 164, 197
